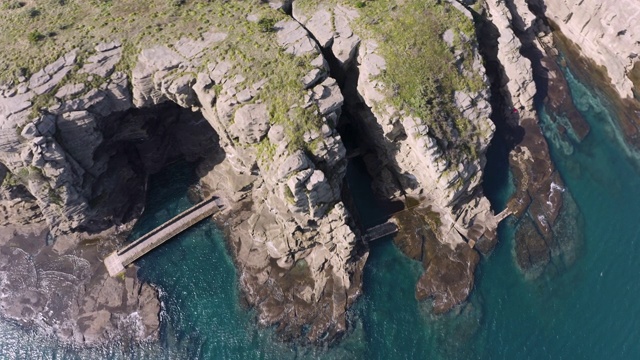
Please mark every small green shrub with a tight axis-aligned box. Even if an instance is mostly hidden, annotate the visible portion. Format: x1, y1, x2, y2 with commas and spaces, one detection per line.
1, 172, 21, 188
170, 0, 185, 7
28, 31, 45, 44
2, 1, 26, 10
355, 1, 366, 8
257, 17, 277, 33
28, 8, 41, 18
48, 187, 63, 206
284, 185, 295, 204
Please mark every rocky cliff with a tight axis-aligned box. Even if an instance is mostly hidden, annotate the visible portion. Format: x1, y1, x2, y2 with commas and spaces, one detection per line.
291, 0, 504, 313
532, 0, 640, 99
0, 0, 602, 347
0, 1, 363, 343
476, 0, 586, 276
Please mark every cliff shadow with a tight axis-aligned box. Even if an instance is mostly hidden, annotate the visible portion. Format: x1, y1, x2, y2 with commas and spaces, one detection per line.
79, 102, 221, 233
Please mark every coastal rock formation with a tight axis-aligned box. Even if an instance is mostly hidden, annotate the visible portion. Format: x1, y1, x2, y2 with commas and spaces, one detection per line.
0, 4, 362, 344
481, 0, 563, 275
479, 0, 586, 276
0, 184, 160, 344
533, 0, 640, 99
0, 0, 607, 347
292, 0, 503, 312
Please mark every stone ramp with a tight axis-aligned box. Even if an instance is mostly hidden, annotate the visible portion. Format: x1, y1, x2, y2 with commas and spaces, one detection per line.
104, 197, 220, 277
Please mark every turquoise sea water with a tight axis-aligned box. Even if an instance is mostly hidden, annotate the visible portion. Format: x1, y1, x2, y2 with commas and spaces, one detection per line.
2, 59, 640, 359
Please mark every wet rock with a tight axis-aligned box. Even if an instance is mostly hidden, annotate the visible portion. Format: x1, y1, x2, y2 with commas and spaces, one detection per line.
0, 215, 160, 345
540, 38, 591, 141
514, 215, 550, 273
394, 206, 480, 312
416, 241, 479, 314
539, 0, 640, 98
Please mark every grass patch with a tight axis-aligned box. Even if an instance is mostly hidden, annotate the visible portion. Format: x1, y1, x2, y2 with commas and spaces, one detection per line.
296, 0, 486, 161
284, 185, 295, 204
257, 16, 277, 33
48, 186, 63, 206
1, 1, 328, 152
351, 0, 483, 156
1, 172, 21, 188
28, 30, 45, 44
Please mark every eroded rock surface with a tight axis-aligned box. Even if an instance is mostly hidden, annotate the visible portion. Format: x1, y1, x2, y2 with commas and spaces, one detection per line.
533, 0, 640, 98
292, 1, 504, 312
480, 0, 588, 276
0, 0, 606, 347
0, 186, 159, 344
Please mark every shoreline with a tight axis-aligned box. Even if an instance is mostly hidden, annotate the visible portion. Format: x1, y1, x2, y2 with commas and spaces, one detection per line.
550, 22, 640, 148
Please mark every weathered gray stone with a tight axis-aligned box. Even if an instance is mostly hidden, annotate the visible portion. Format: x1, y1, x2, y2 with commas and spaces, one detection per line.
311, 78, 344, 116
174, 31, 227, 59
55, 83, 86, 99
268, 124, 285, 143
20, 123, 38, 139
275, 20, 319, 57
277, 151, 312, 179
80, 46, 122, 78
35, 114, 57, 137
231, 104, 270, 144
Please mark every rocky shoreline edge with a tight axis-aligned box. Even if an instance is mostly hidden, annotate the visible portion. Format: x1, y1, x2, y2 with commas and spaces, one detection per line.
0, 0, 638, 349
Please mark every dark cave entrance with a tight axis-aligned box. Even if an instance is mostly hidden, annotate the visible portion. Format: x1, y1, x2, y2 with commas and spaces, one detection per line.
85, 102, 220, 232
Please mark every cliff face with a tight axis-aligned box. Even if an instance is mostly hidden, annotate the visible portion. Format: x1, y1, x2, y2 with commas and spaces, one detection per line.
0, 2, 363, 343
0, 0, 597, 346
292, 0, 503, 312
478, 0, 587, 276
534, 0, 640, 98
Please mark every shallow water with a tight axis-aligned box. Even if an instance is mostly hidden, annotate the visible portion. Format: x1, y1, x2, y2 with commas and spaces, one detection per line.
2, 57, 640, 359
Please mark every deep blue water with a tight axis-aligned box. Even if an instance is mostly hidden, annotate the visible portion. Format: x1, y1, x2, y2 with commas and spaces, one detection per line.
2, 59, 640, 359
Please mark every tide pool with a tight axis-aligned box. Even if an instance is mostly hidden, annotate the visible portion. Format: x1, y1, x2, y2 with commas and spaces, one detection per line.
2, 56, 640, 359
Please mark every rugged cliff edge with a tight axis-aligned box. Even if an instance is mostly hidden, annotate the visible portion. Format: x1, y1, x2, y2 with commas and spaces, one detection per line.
291, 0, 503, 313
0, 0, 504, 343
0, 0, 361, 343
533, 0, 640, 99
0, 0, 623, 347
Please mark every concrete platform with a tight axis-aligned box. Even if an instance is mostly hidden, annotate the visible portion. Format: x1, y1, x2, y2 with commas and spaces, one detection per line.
104, 251, 125, 277
103, 196, 220, 277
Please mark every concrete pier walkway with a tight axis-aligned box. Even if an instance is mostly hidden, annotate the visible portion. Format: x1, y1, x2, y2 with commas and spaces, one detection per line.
364, 221, 399, 242
104, 196, 221, 277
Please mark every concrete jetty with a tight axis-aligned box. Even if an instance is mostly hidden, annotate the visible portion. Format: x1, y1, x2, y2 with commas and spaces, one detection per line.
104, 196, 221, 277
364, 221, 399, 242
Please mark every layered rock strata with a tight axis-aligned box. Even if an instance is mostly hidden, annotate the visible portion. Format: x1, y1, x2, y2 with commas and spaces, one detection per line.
479, 0, 586, 275
533, 0, 640, 99
291, 0, 504, 312
0, 4, 362, 343
0, 0, 607, 346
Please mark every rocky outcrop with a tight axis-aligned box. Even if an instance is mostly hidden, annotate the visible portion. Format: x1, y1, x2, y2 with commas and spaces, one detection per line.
479, 0, 584, 276
0, 185, 159, 344
0, 0, 604, 347
532, 0, 640, 99
0, 4, 364, 344
194, 18, 363, 342
292, 0, 503, 312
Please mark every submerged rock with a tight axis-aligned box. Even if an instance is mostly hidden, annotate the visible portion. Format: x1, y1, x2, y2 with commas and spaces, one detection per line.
416, 242, 479, 314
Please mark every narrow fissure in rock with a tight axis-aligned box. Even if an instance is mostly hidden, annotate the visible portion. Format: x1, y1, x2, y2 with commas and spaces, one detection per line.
287, 10, 405, 231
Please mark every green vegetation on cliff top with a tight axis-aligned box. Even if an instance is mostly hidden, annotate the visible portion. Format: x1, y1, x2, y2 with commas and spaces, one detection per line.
297, 0, 486, 160
1, 0, 484, 159
0, 0, 325, 154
